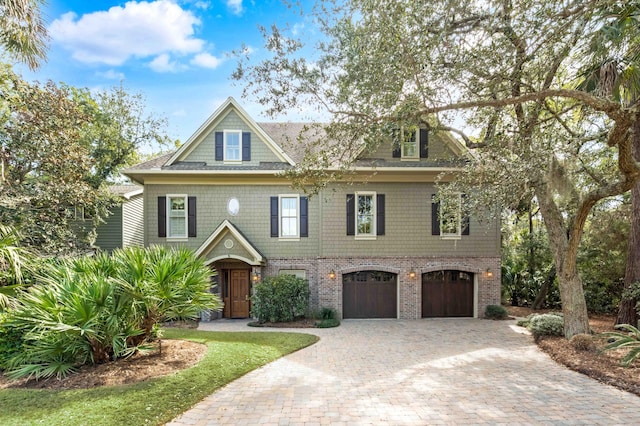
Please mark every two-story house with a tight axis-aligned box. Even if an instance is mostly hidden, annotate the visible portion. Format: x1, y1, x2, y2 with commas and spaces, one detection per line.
124, 97, 501, 320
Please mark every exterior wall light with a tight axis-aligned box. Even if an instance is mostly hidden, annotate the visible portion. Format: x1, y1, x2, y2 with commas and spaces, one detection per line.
252, 272, 260, 282
409, 268, 416, 279
328, 270, 336, 280
485, 269, 494, 279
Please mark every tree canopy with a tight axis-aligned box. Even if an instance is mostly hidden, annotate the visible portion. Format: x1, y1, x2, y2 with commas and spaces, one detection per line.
0, 65, 168, 254
0, 0, 48, 69
236, 0, 640, 337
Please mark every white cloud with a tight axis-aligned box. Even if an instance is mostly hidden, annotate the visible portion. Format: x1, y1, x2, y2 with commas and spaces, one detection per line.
149, 53, 185, 73
191, 52, 224, 69
292, 22, 304, 36
96, 69, 125, 80
227, 0, 243, 15
194, 1, 210, 9
49, 1, 204, 66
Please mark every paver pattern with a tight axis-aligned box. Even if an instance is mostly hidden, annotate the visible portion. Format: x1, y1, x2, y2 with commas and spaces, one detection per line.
168, 319, 640, 425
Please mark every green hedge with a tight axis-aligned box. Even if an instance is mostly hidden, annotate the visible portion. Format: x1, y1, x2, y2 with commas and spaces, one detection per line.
251, 275, 310, 323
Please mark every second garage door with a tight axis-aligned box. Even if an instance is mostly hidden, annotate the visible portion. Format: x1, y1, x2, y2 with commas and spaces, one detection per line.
343, 271, 397, 319
422, 270, 474, 317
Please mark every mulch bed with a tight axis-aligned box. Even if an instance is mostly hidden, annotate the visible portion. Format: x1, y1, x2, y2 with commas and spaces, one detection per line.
508, 306, 640, 397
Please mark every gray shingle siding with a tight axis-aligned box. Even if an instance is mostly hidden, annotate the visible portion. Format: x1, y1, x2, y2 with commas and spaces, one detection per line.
95, 206, 123, 252
183, 111, 282, 165
145, 182, 499, 258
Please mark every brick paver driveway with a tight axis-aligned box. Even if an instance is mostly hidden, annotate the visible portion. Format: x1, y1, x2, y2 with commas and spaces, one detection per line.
168, 319, 640, 425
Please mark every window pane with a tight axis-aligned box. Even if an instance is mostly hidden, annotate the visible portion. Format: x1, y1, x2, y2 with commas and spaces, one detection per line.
170, 197, 185, 212
440, 195, 461, 235
281, 197, 297, 216
226, 132, 240, 160
281, 217, 297, 236
169, 217, 186, 237
402, 129, 417, 157
356, 195, 374, 235
169, 197, 186, 237
280, 197, 298, 237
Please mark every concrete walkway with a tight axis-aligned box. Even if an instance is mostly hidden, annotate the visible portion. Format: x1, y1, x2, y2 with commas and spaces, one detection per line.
168, 319, 640, 425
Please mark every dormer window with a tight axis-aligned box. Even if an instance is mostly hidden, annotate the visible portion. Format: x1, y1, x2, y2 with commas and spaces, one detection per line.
401, 128, 418, 159
392, 127, 428, 160
215, 130, 251, 163
224, 130, 242, 162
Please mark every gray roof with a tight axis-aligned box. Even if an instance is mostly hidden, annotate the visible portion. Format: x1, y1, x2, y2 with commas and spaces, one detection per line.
108, 184, 143, 196
125, 122, 461, 173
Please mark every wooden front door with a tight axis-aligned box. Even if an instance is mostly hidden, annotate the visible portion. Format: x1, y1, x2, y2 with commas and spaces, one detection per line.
229, 270, 250, 318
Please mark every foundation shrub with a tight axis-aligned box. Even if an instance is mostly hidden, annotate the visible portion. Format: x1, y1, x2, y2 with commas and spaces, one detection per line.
484, 304, 509, 320
251, 275, 309, 323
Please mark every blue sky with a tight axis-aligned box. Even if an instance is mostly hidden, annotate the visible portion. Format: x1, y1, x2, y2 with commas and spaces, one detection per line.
18, 0, 317, 143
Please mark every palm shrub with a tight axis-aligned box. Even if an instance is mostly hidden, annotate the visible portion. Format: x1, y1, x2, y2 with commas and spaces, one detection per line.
602, 324, 640, 367
3, 246, 221, 379
252, 274, 310, 323
0, 224, 31, 310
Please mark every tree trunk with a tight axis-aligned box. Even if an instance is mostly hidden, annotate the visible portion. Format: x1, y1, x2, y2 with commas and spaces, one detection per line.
535, 184, 591, 338
557, 267, 591, 337
616, 113, 640, 326
532, 266, 556, 310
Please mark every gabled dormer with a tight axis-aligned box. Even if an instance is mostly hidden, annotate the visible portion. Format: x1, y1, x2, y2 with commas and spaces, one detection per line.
166, 97, 295, 167
361, 126, 466, 163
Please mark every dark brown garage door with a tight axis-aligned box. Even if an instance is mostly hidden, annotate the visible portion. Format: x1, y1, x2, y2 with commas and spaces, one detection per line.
422, 270, 474, 317
343, 271, 397, 319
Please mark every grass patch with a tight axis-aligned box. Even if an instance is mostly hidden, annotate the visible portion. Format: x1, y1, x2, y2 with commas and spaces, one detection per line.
0, 328, 318, 426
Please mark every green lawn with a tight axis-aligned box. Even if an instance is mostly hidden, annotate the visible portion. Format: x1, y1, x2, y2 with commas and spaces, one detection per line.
0, 328, 318, 426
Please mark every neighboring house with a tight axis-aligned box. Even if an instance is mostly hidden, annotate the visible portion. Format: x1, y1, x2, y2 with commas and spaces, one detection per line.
94, 185, 144, 252
124, 97, 501, 320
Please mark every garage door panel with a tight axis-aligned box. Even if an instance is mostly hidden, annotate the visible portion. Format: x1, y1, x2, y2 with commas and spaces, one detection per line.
343, 271, 397, 319
422, 271, 474, 318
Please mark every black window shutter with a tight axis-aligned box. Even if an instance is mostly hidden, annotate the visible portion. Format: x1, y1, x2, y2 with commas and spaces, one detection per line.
188, 196, 197, 237
270, 196, 279, 237
215, 132, 223, 161
346, 194, 355, 236
376, 194, 385, 235
392, 129, 400, 158
461, 194, 470, 235
158, 196, 166, 237
420, 128, 429, 158
300, 196, 308, 237
431, 195, 440, 235
242, 132, 251, 161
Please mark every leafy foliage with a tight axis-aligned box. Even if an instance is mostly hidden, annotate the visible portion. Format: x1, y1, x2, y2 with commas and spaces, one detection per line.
484, 304, 508, 320
603, 324, 640, 367
0, 65, 169, 254
251, 274, 310, 323
528, 313, 565, 341
0, 0, 48, 70
0, 65, 113, 254
2, 246, 221, 379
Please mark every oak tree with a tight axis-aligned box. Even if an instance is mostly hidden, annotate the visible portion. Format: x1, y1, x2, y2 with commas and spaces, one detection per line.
235, 0, 640, 337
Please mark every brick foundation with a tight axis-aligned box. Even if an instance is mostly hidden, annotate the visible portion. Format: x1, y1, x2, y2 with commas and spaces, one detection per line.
260, 256, 501, 319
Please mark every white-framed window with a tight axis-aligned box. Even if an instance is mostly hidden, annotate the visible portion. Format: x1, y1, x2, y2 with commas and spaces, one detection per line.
224, 130, 241, 162
401, 126, 418, 159
279, 195, 299, 239
167, 195, 188, 239
440, 193, 462, 239
356, 191, 376, 238
75, 206, 92, 221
